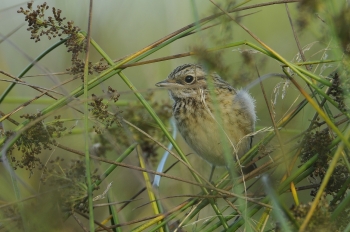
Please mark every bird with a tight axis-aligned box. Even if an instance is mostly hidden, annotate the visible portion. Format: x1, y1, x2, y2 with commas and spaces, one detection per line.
155, 64, 256, 180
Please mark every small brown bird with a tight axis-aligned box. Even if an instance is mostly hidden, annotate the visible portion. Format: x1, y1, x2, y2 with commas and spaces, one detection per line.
156, 64, 256, 180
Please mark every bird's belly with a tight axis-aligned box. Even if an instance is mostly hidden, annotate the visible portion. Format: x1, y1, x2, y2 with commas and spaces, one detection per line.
177, 117, 244, 166
174, 93, 254, 167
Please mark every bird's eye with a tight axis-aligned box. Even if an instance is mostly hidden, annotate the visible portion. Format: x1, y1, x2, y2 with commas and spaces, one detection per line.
184, 75, 194, 84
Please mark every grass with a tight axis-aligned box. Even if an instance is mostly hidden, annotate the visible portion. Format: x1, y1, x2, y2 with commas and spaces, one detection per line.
0, 0, 350, 231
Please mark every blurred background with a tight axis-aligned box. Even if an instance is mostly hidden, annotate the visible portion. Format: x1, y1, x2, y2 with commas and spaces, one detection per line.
0, 0, 342, 231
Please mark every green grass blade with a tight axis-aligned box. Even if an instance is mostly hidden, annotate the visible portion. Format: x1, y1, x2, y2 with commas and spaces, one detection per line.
0, 37, 69, 104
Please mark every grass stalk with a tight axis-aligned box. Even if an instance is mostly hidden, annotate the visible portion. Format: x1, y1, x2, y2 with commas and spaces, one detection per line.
136, 145, 164, 232
83, 1, 94, 230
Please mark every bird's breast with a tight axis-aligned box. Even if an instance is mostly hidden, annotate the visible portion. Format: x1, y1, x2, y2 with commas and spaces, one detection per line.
173, 95, 252, 166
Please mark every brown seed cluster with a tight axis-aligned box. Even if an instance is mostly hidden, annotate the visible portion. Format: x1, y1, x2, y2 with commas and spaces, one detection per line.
296, 0, 350, 60
192, 46, 229, 80
301, 129, 332, 174
333, 9, 350, 56
17, 2, 78, 43
301, 128, 350, 201
93, 91, 172, 164
120, 92, 172, 165
2, 204, 22, 230
18, 2, 111, 82
290, 194, 336, 231
17, 2, 84, 73
2, 113, 67, 174
326, 163, 350, 196
17, 2, 111, 81
41, 158, 100, 213
89, 86, 121, 134
329, 72, 347, 111
296, 0, 324, 30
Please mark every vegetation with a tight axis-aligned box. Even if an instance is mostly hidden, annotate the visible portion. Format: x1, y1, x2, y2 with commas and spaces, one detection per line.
0, 0, 349, 231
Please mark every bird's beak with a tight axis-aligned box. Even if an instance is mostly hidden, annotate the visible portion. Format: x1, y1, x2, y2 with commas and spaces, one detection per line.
155, 79, 172, 87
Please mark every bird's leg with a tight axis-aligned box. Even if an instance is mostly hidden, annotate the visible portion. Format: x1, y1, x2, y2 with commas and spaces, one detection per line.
209, 165, 216, 183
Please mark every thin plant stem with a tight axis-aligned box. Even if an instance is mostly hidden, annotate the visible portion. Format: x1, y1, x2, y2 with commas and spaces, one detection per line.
137, 145, 164, 232
107, 193, 122, 232
83, 0, 94, 230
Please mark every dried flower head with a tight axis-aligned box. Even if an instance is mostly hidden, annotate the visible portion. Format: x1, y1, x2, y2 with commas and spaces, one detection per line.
89, 86, 121, 134
41, 158, 100, 213
17, 2, 110, 81
1, 113, 67, 174
93, 91, 172, 164
291, 194, 336, 231
329, 72, 347, 111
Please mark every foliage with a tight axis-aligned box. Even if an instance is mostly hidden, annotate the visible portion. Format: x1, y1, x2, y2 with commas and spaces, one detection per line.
0, 1, 350, 231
